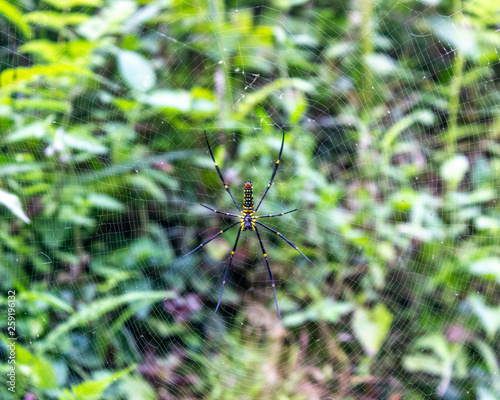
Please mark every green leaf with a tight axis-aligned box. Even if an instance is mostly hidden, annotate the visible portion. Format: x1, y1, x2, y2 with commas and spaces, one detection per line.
382, 110, 435, 150
25, 12, 89, 31
0, 338, 57, 389
139, 90, 192, 112
20, 291, 75, 313
352, 304, 393, 356
63, 130, 108, 155
0, 188, 30, 223
41, 0, 103, 9
364, 53, 397, 75
37, 291, 175, 351
470, 257, 500, 284
427, 17, 480, 59
441, 155, 469, 189
283, 300, 353, 327
0, 0, 32, 38
63, 365, 136, 400
469, 296, 500, 339
117, 50, 156, 92
87, 194, 125, 211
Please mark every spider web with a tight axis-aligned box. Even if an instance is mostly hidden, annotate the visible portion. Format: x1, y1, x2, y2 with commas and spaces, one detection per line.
1, 0, 499, 399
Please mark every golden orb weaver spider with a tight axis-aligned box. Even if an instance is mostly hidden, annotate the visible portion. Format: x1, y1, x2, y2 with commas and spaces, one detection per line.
181, 129, 313, 319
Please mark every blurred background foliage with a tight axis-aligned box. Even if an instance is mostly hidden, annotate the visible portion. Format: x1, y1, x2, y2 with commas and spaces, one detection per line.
0, 0, 499, 399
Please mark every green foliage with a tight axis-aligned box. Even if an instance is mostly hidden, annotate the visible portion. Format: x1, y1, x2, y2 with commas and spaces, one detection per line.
0, 0, 498, 399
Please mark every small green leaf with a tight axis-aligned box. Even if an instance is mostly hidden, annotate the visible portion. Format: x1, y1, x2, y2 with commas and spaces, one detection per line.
25, 12, 89, 31
0, 339, 57, 389
0, 0, 32, 38
469, 296, 500, 339
87, 194, 125, 211
41, 0, 103, 9
364, 53, 397, 75
352, 304, 393, 356
117, 50, 156, 92
470, 257, 500, 284
139, 90, 192, 112
38, 291, 175, 351
0, 188, 30, 223
66, 365, 136, 400
441, 155, 469, 189
63, 130, 108, 155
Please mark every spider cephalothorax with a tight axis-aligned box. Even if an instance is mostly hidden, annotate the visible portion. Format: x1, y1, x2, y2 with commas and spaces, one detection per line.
181, 129, 313, 319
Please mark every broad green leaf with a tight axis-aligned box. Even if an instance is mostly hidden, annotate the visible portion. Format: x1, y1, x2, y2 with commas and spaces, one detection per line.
42, 0, 103, 9
403, 333, 467, 395
427, 17, 480, 59
236, 78, 314, 120
1, 64, 91, 88
470, 257, 500, 284
352, 304, 393, 356
119, 375, 156, 400
5, 121, 46, 143
0, 188, 30, 223
63, 365, 136, 400
469, 296, 500, 339
20, 291, 75, 313
77, 0, 137, 40
283, 300, 353, 327
441, 155, 469, 189
0, 0, 32, 38
37, 291, 175, 351
117, 50, 156, 92
364, 53, 397, 75
25, 12, 89, 31
87, 194, 125, 211
0, 338, 57, 389
139, 90, 191, 112
382, 110, 434, 150
63, 130, 108, 155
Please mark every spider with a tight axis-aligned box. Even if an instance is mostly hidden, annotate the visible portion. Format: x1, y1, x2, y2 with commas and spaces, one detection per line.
182, 129, 312, 319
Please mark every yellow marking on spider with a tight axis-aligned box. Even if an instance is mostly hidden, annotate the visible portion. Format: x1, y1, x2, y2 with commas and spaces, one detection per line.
272, 284, 275, 287
214, 163, 218, 167
220, 231, 223, 233
224, 185, 228, 189
276, 160, 280, 164
231, 251, 235, 255
281, 213, 284, 215
263, 253, 267, 257
268, 184, 271, 187
223, 280, 226, 284
277, 232, 280, 235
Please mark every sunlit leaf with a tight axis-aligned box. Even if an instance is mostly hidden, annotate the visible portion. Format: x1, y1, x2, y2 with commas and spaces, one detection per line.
117, 50, 156, 92
139, 90, 191, 112
38, 291, 175, 351
0, 189, 30, 223
41, 0, 103, 9
352, 304, 393, 356
470, 257, 500, 283
469, 296, 500, 339
0, 0, 32, 38
64, 365, 136, 400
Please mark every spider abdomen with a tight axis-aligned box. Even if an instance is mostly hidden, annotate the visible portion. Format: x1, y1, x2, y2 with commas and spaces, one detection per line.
243, 180, 254, 213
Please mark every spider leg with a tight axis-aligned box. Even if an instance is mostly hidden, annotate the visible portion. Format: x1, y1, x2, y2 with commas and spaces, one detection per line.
254, 128, 285, 212
181, 221, 239, 258
254, 209, 297, 219
204, 130, 242, 212
200, 204, 240, 218
254, 220, 313, 265
254, 226, 281, 319
214, 227, 242, 314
